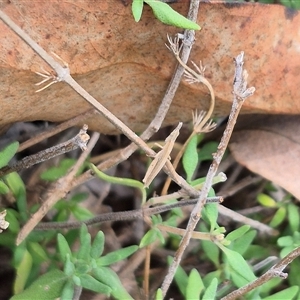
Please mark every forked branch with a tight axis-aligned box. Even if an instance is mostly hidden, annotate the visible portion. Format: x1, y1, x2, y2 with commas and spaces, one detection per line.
161, 52, 255, 296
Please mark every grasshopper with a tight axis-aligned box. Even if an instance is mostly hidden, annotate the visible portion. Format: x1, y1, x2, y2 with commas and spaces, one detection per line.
143, 122, 182, 188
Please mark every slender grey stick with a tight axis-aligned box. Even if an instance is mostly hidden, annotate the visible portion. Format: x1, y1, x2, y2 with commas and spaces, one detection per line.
0, 125, 90, 177
16, 132, 100, 245
74, 0, 202, 175
0, 10, 196, 197
161, 52, 256, 296
18, 109, 96, 152
221, 247, 300, 300
35, 197, 222, 230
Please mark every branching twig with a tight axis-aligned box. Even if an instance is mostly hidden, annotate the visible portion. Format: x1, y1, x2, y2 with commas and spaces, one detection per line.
69, 0, 202, 186
0, 9, 197, 197
161, 52, 256, 296
18, 109, 97, 152
221, 246, 300, 300
0, 125, 90, 177
16, 131, 100, 245
162, 35, 216, 195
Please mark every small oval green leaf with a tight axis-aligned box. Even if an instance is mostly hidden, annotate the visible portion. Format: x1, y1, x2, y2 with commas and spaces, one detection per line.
0, 180, 9, 194
132, 0, 144, 22
226, 225, 251, 242
57, 233, 72, 261
97, 245, 138, 266
202, 277, 218, 300
60, 280, 75, 300
186, 269, 203, 299
145, 0, 200, 30
92, 267, 134, 299
182, 135, 198, 182
90, 231, 105, 259
0, 141, 19, 169
140, 228, 159, 248
11, 270, 68, 300
79, 274, 111, 295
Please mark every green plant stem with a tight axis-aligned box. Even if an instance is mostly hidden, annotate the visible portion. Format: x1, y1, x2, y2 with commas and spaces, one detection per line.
90, 163, 147, 204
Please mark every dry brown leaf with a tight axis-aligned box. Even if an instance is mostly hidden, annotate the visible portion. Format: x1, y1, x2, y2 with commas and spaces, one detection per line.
229, 115, 300, 200
0, 1, 300, 133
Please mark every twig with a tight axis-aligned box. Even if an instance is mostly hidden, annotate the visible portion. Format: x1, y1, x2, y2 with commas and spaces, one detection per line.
162, 35, 216, 195
221, 246, 300, 300
218, 205, 278, 236
16, 131, 100, 245
18, 109, 97, 152
70, 0, 202, 185
0, 125, 90, 177
0, 10, 197, 197
35, 196, 222, 230
161, 52, 256, 296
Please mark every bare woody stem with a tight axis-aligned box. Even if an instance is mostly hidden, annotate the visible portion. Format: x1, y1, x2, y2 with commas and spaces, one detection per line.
70, 0, 202, 185
0, 125, 90, 177
35, 197, 222, 230
0, 10, 197, 197
221, 246, 300, 300
161, 52, 256, 297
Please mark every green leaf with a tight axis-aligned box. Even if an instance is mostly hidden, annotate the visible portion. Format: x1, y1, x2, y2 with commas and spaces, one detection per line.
277, 235, 293, 247
202, 203, 218, 231
257, 193, 277, 208
198, 142, 218, 162
170, 256, 188, 296
226, 225, 251, 242
57, 233, 72, 261
11, 269, 68, 300
97, 245, 138, 266
219, 245, 256, 286
287, 203, 299, 232
280, 0, 300, 9
40, 158, 77, 181
90, 231, 105, 259
77, 224, 91, 261
4, 172, 27, 221
202, 277, 218, 300
186, 269, 203, 299
270, 206, 286, 227
92, 267, 133, 299
64, 254, 75, 276
202, 239, 220, 267
27, 242, 49, 264
71, 205, 94, 221
132, 0, 144, 22
145, 0, 200, 30
0, 141, 19, 169
262, 286, 299, 300
0, 180, 9, 194
71, 192, 88, 203
60, 280, 75, 300
14, 248, 33, 294
155, 288, 163, 300
5, 208, 20, 234
202, 270, 221, 291
140, 228, 161, 248
72, 275, 81, 286
229, 230, 256, 256
182, 135, 198, 182
79, 273, 111, 295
